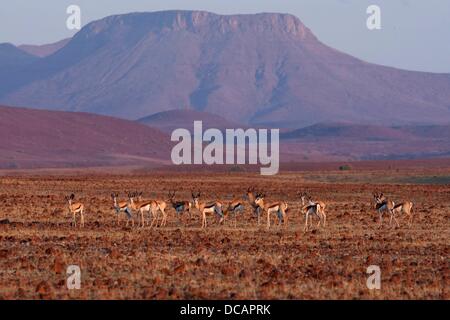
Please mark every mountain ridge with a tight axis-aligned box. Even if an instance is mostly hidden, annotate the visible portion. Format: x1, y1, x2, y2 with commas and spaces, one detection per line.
1, 10, 450, 127
18, 38, 71, 58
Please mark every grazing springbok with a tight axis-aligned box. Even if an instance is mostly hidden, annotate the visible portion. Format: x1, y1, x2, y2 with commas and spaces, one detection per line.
111, 193, 133, 226
246, 187, 262, 224
192, 191, 223, 229
167, 190, 192, 222
223, 198, 245, 228
65, 194, 85, 228
299, 191, 327, 227
393, 200, 414, 226
373, 192, 398, 228
254, 193, 288, 229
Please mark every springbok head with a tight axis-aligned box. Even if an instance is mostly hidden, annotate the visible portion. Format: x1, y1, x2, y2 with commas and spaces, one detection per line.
191, 190, 201, 207
167, 190, 176, 202
373, 192, 385, 204
254, 192, 265, 206
298, 191, 312, 205
65, 193, 75, 205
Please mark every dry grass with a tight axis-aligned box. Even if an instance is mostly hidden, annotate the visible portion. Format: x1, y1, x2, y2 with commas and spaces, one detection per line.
0, 169, 449, 299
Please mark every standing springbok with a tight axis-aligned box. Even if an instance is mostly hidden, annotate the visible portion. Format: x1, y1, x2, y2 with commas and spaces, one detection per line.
152, 194, 168, 228
65, 194, 85, 228
246, 187, 262, 224
111, 193, 133, 226
192, 191, 223, 229
131, 192, 168, 228
393, 200, 414, 226
302, 202, 322, 232
223, 197, 245, 228
254, 193, 288, 229
167, 190, 191, 223
299, 191, 327, 227
373, 192, 399, 228
128, 192, 154, 228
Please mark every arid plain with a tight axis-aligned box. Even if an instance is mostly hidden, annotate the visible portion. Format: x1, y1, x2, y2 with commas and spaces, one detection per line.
0, 161, 449, 299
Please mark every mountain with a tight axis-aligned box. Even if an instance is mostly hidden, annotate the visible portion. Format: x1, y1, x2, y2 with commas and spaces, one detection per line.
1, 10, 450, 127
0, 43, 41, 97
138, 109, 244, 133
0, 43, 39, 69
18, 38, 70, 58
0, 105, 171, 169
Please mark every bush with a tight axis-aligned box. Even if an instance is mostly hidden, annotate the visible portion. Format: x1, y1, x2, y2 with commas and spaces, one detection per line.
339, 164, 352, 171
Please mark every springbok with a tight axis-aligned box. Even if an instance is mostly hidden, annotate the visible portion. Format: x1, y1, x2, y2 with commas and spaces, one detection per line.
167, 190, 191, 223
192, 191, 223, 229
65, 194, 85, 228
373, 192, 398, 228
223, 198, 245, 228
254, 193, 288, 229
246, 187, 262, 224
153, 194, 168, 228
299, 191, 327, 227
302, 202, 322, 232
127, 192, 150, 227
393, 200, 414, 226
111, 193, 133, 226
132, 192, 168, 228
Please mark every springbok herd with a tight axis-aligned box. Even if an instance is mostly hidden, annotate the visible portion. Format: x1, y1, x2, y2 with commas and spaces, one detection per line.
64, 187, 414, 231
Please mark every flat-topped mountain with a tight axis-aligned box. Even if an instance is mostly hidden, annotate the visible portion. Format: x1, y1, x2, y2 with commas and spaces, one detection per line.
1, 10, 449, 127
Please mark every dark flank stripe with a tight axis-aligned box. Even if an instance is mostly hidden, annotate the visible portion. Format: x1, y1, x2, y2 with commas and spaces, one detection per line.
376, 202, 387, 210
138, 202, 152, 208
230, 202, 243, 210
393, 203, 403, 209
268, 203, 280, 209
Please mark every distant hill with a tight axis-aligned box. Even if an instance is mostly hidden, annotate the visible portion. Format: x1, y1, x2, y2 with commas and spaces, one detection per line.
0, 105, 171, 169
281, 122, 450, 141
0, 43, 38, 69
138, 109, 244, 133
279, 122, 450, 161
0, 11, 449, 127
18, 38, 70, 58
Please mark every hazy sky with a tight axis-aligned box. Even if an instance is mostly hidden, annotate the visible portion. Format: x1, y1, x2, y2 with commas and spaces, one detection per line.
0, 0, 449, 73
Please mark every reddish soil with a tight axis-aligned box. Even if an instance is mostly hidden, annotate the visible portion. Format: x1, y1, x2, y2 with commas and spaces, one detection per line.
0, 166, 448, 299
